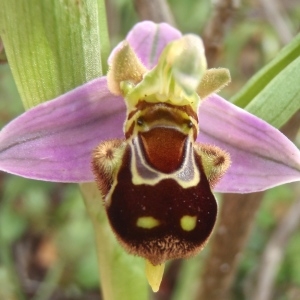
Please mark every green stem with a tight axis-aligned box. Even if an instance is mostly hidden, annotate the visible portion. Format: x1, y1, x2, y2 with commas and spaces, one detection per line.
32, 262, 65, 300
80, 183, 148, 300
0, 242, 26, 300
0, 185, 26, 300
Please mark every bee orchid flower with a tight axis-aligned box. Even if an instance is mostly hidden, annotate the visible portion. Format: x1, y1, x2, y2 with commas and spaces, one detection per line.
0, 21, 300, 292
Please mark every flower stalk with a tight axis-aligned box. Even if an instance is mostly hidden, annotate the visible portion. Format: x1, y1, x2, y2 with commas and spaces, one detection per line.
80, 183, 148, 300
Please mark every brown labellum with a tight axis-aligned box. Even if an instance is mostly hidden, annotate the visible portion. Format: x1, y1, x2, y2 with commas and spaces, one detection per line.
92, 103, 230, 265
106, 144, 217, 265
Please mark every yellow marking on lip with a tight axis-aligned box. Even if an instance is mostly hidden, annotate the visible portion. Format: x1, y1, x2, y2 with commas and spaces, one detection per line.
137, 216, 160, 229
180, 215, 197, 231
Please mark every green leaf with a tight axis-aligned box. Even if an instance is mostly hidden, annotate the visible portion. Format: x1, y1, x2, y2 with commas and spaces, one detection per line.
231, 33, 300, 108
244, 56, 300, 128
0, 0, 109, 109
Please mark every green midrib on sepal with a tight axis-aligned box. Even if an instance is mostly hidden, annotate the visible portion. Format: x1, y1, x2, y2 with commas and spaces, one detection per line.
0, 0, 109, 109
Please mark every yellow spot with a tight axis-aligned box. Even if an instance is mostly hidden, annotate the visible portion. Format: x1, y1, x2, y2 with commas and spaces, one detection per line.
145, 260, 165, 292
180, 215, 197, 231
137, 216, 160, 229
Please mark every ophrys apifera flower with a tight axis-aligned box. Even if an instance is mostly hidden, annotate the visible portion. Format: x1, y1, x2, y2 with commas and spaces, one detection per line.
1, 21, 300, 291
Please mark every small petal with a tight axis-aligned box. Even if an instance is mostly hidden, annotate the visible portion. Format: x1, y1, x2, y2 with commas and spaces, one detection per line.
107, 41, 147, 96
0, 77, 126, 182
197, 68, 231, 99
110, 21, 182, 70
197, 94, 300, 193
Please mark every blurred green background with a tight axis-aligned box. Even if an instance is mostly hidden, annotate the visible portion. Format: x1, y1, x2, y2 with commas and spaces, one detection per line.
0, 0, 299, 299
